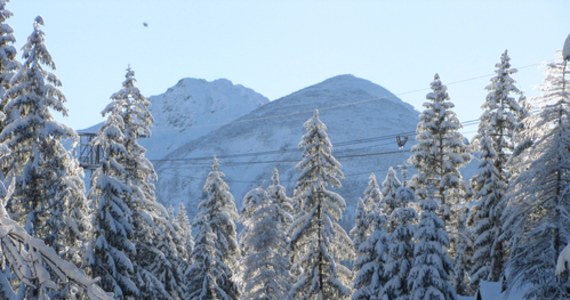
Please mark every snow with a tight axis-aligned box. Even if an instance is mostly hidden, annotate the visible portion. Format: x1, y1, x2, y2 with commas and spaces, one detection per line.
152, 74, 423, 229
563, 34, 570, 60
556, 243, 570, 276
80, 77, 268, 160
477, 281, 502, 300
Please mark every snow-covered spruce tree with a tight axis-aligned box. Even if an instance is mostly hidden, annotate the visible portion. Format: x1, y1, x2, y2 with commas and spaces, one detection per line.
384, 184, 417, 300
469, 131, 506, 289
362, 173, 383, 212
408, 73, 471, 221
175, 203, 194, 264
351, 173, 384, 290
352, 176, 390, 299
187, 158, 240, 299
107, 67, 183, 299
350, 200, 369, 260
186, 221, 227, 300
474, 50, 524, 172
470, 50, 525, 286
240, 186, 292, 299
381, 167, 401, 219
89, 99, 138, 298
503, 53, 570, 299
0, 0, 19, 128
407, 74, 470, 293
409, 189, 455, 300
289, 109, 354, 299
0, 17, 91, 297
266, 168, 294, 234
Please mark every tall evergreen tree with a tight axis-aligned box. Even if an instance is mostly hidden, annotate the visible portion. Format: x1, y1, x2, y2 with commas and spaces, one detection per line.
101, 67, 184, 299
408, 74, 470, 293
470, 50, 525, 285
351, 173, 384, 289
408, 73, 471, 222
503, 53, 570, 299
175, 203, 194, 264
0, 17, 91, 297
362, 173, 383, 212
240, 186, 292, 300
469, 132, 505, 288
289, 109, 354, 299
187, 158, 240, 299
381, 167, 401, 219
352, 174, 390, 300
474, 50, 524, 173
89, 99, 138, 298
409, 190, 455, 300
266, 168, 294, 234
186, 221, 229, 300
0, 0, 19, 127
384, 185, 417, 300
350, 200, 369, 260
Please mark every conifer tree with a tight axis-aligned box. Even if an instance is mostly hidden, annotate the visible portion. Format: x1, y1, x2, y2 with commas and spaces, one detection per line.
89, 101, 138, 298
381, 167, 401, 218
0, 17, 91, 297
351, 174, 384, 288
289, 109, 354, 299
107, 67, 182, 299
187, 158, 240, 299
384, 185, 417, 300
350, 200, 369, 258
0, 0, 19, 128
474, 50, 524, 174
409, 190, 455, 300
362, 173, 383, 212
175, 203, 194, 263
266, 168, 294, 233
469, 132, 505, 289
240, 186, 292, 299
408, 74, 470, 293
470, 50, 525, 285
408, 73, 471, 222
503, 53, 570, 299
186, 221, 228, 300
352, 212, 390, 299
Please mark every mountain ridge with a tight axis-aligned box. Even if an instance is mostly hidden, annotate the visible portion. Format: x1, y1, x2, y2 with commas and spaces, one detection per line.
153, 74, 420, 228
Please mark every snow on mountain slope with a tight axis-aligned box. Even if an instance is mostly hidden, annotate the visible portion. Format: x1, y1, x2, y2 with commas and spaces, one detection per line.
81, 77, 269, 159
154, 74, 420, 228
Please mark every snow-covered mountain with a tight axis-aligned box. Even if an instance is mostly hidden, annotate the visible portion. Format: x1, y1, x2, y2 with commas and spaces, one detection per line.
81, 77, 269, 159
154, 74, 420, 228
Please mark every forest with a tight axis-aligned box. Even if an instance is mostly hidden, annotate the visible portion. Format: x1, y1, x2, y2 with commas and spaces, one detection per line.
0, 1, 569, 299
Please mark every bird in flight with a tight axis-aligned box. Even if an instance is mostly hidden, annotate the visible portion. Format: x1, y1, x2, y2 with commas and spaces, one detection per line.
143, 22, 148, 27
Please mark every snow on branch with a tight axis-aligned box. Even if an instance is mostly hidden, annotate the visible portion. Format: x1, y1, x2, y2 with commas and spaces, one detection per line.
556, 243, 570, 277
0, 180, 112, 300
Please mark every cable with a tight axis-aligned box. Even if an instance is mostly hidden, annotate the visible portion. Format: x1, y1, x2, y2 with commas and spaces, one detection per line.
149, 118, 479, 164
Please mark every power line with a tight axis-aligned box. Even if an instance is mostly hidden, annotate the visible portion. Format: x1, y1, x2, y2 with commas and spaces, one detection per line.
149, 62, 523, 164
150, 64, 543, 185
150, 118, 480, 165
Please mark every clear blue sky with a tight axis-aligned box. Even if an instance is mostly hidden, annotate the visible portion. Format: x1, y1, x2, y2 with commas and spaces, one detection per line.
8, 1, 569, 135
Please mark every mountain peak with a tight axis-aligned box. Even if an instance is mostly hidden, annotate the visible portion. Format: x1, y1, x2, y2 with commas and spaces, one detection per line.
289, 74, 414, 111
171, 77, 241, 92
